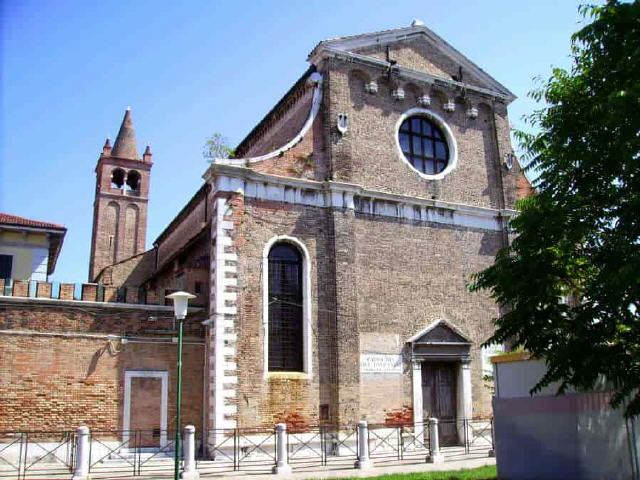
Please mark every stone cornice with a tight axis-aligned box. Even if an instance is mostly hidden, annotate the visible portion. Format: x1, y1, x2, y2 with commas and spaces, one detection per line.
204, 164, 516, 232
0, 294, 202, 313
97, 155, 152, 170
311, 46, 512, 104
98, 191, 149, 202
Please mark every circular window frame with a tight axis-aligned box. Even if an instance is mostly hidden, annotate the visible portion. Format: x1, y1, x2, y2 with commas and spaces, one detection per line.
394, 108, 458, 180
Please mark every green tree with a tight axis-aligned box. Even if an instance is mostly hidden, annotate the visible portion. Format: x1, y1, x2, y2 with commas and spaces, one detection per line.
203, 133, 234, 161
471, 1, 640, 417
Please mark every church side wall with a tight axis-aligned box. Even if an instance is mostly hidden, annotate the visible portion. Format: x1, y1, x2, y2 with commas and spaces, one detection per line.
156, 191, 209, 270
250, 112, 327, 181
148, 234, 210, 308
95, 248, 155, 286
232, 197, 335, 429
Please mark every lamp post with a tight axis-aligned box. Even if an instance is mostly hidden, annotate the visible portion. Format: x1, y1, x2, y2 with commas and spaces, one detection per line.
167, 291, 196, 480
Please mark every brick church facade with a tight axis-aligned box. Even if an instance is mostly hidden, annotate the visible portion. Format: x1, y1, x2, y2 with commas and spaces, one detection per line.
1, 22, 531, 446
193, 22, 529, 434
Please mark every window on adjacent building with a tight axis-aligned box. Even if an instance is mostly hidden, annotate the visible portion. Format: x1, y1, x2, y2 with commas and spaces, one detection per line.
399, 116, 450, 175
0, 255, 12, 280
268, 243, 303, 372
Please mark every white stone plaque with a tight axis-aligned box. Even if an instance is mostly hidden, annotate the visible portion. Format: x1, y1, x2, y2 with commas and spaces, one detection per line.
360, 354, 403, 374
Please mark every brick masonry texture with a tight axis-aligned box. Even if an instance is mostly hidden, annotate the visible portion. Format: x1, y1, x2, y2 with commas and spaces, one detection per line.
246, 82, 329, 182
150, 234, 210, 308
232, 197, 335, 428
224, 198, 503, 427
155, 187, 210, 271
89, 154, 151, 281
325, 60, 509, 208
358, 38, 487, 90
353, 216, 502, 420
0, 301, 205, 432
95, 249, 156, 287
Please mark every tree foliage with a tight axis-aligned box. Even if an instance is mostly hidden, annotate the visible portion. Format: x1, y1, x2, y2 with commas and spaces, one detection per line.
470, 1, 640, 416
203, 133, 234, 161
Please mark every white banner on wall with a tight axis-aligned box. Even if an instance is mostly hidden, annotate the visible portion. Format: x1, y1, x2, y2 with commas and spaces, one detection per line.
360, 353, 403, 374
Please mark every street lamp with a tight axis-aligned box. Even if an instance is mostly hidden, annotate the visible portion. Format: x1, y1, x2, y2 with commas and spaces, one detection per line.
167, 291, 196, 480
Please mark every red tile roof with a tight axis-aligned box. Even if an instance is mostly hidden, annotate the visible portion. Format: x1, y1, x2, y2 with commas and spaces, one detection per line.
0, 212, 66, 231
0, 213, 67, 275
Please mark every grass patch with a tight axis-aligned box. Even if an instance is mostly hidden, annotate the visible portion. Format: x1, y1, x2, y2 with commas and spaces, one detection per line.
336, 465, 496, 480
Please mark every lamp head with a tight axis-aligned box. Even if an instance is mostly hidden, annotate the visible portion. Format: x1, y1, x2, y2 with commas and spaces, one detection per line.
166, 291, 197, 319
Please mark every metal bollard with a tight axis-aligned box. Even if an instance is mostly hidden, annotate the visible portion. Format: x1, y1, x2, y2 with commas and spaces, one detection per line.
72, 426, 90, 480
181, 425, 200, 479
354, 421, 373, 470
272, 423, 292, 474
427, 418, 444, 464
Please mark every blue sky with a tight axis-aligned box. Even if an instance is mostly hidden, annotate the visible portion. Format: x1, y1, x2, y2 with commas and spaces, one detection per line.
1, 0, 586, 282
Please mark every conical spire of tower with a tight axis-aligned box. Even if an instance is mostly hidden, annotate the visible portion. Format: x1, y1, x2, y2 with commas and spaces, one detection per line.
111, 107, 139, 160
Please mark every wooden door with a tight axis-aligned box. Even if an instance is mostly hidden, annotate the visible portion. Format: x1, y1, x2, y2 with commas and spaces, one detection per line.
422, 362, 458, 445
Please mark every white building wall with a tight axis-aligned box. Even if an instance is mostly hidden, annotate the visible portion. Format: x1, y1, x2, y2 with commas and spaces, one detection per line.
0, 243, 49, 281
492, 356, 639, 480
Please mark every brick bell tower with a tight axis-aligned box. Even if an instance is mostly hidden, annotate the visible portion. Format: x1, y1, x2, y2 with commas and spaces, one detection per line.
88, 108, 152, 281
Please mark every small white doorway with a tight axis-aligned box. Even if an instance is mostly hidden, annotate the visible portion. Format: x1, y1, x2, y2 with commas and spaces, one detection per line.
123, 370, 169, 449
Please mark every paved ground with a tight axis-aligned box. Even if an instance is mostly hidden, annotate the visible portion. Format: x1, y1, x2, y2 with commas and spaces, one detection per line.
198, 456, 495, 480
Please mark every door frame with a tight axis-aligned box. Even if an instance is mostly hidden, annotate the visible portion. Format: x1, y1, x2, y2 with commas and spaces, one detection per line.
409, 320, 474, 444
412, 360, 472, 443
123, 370, 169, 448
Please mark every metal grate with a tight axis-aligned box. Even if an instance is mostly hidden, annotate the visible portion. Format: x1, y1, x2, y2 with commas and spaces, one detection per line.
268, 244, 303, 372
399, 116, 449, 175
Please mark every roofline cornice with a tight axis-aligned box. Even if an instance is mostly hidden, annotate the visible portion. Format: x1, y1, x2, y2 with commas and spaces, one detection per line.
310, 46, 515, 104
0, 224, 66, 234
152, 183, 209, 246
96, 155, 153, 171
308, 24, 516, 102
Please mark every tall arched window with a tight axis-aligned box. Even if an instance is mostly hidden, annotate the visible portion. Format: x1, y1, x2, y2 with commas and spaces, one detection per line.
268, 243, 303, 372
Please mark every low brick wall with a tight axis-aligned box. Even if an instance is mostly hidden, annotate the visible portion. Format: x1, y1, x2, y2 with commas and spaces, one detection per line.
0, 299, 205, 432
0, 278, 163, 306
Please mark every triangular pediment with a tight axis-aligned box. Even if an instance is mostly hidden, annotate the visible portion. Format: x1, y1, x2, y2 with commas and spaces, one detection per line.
352, 37, 486, 89
310, 24, 515, 101
408, 319, 471, 344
